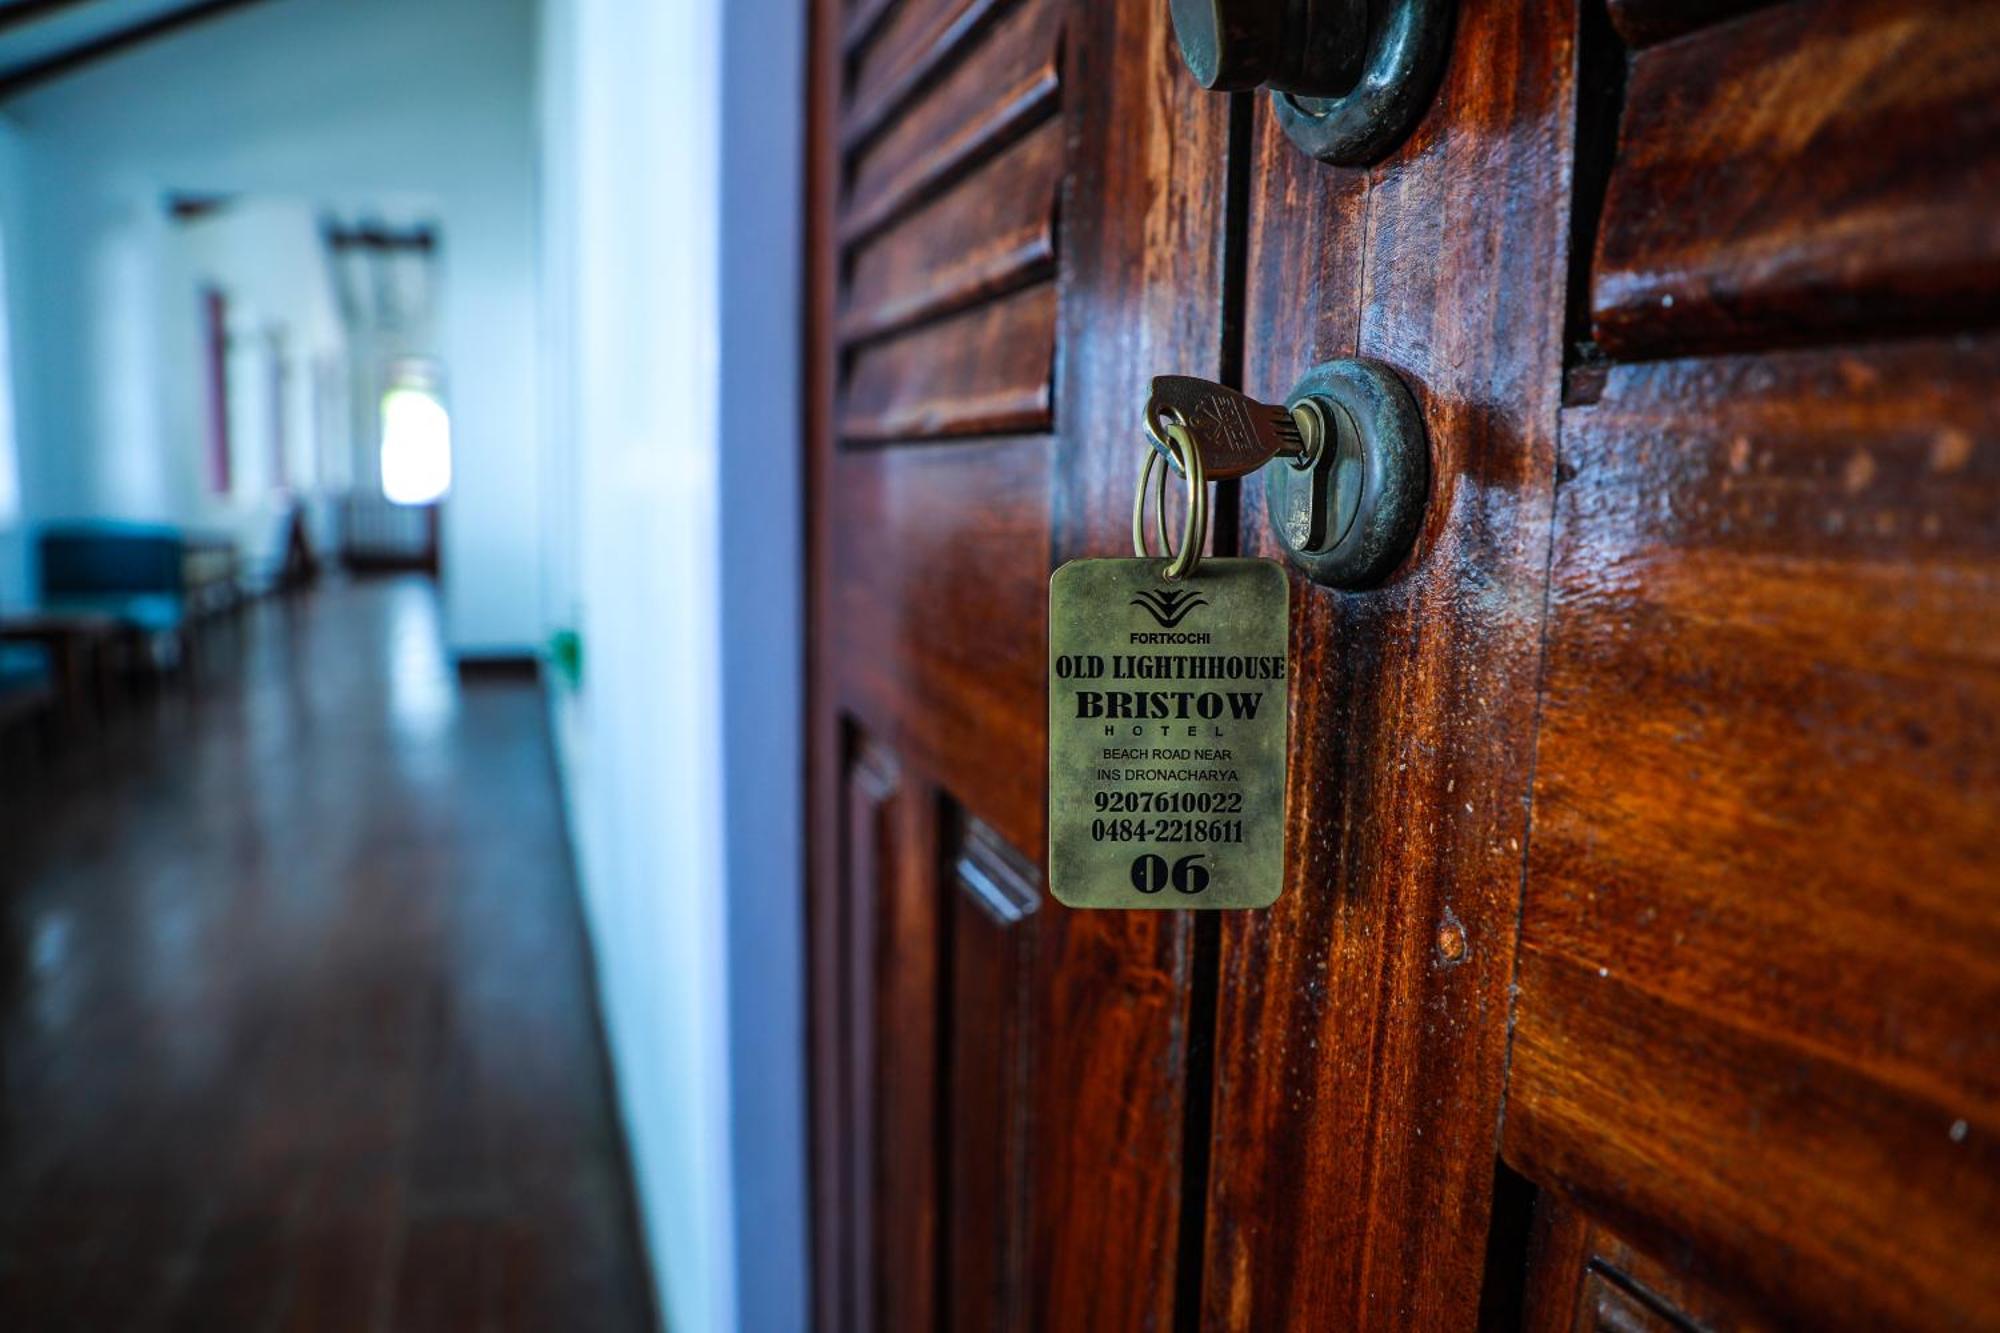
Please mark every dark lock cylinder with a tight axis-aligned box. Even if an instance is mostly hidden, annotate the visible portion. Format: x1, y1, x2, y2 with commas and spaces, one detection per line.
1167, 0, 1367, 97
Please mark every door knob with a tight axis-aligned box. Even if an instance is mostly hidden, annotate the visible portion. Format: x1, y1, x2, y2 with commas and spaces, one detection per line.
1169, 0, 1456, 166
1168, 0, 1366, 97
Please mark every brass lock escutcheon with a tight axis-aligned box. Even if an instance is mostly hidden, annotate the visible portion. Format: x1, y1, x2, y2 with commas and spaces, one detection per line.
1169, 0, 1456, 165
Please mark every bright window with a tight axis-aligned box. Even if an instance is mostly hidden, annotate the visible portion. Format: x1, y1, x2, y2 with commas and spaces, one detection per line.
379, 376, 451, 506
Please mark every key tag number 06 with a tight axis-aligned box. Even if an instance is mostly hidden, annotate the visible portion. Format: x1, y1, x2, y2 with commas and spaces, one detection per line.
1047, 405, 1292, 909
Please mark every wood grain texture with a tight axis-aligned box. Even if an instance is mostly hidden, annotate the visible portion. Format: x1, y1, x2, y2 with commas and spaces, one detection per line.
839, 282, 1056, 442
1532, 340, 2000, 1100
0, 581, 652, 1332
806, 0, 849, 1320
1584, 1215, 1781, 1333
844, 0, 1061, 247
830, 437, 1050, 854
1509, 950, 2000, 1330
1018, 2, 1236, 1328
1507, 337, 2000, 1330
844, 0, 896, 54
1592, 0, 2000, 359
1199, 0, 1578, 1326
810, 3, 1078, 1323
848, 0, 1011, 154
839, 740, 899, 1333
1521, 1190, 1596, 1333
1604, 0, 1781, 47
1523, 1191, 1783, 1333
945, 819, 1040, 1333
873, 757, 942, 1333
842, 119, 1060, 347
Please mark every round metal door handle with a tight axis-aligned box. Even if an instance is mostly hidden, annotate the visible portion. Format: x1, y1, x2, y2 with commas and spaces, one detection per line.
1170, 0, 1457, 166
1168, 0, 1366, 98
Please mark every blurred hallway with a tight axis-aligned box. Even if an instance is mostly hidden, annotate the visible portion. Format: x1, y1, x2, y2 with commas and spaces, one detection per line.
0, 580, 651, 1329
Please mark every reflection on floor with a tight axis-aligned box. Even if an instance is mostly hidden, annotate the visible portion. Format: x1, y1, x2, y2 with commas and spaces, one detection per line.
0, 578, 652, 1330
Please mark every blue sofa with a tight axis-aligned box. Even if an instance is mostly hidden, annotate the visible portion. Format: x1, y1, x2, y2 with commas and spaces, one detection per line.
37, 524, 190, 637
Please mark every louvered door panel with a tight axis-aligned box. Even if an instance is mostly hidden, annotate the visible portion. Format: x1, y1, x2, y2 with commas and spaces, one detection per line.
1591, 0, 2000, 358
1505, 0, 2000, 1327
807, 4, 1231, 1330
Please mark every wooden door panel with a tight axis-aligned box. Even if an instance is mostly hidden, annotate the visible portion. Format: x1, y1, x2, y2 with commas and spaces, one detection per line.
1015, 3, 1236, 1325
1200, 0, 1578, 1326
1592, 0, 2000, 359
841, 284, 1057, 442
945, 817, 1039, 1333
1522, 1194, 1780, 1333
811, 2, 1233, 1329
826, 736, 906, 1333
868, 753, 943, 1333
814, 1, 2000, 1327
1503, 0, 2000, 1324
1507, 337, 2000, 1330
1510, 947, 1996, 1331
1526, 341, 2000, 1092
842, 119, 1060, 345
829, 439, 1049, 851
843, 0, 1062, 246
1604, 0, 1781, 47
849, 0, 1014, 149
813, 4, 1068, 1325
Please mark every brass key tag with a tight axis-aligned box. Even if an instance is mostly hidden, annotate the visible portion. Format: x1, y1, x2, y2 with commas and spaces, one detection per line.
1048, 557, 1289, 908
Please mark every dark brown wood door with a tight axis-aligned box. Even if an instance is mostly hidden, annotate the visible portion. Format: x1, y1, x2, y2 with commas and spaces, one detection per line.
807, 4, 1229, 1327
1499, 1, 2000, 1326
807, 1, 2000, 1329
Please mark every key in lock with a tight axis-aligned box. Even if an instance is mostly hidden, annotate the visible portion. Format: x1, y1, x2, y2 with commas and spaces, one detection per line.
1145, 376, 1355, 555
1145, 361, 1429, 589
1268, 396, 1364, 556
1144, 376, 1308, 479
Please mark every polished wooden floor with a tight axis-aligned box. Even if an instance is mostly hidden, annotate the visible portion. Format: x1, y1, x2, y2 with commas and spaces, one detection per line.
0, 579, 653, 1331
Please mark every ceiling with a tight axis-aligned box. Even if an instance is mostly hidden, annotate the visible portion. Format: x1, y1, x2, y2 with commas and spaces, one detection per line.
0, 0, 263, 101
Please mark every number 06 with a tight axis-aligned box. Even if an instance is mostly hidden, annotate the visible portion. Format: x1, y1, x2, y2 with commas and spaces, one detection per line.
1129, 853, 1210, 895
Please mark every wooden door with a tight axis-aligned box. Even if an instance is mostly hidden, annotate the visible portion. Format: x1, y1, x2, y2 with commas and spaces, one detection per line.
1498, 1, 2000, 1327
807, 4, 1229, 1327
806, 1, 2000, 1329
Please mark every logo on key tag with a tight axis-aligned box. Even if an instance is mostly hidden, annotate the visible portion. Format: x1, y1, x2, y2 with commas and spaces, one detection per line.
1129, 586, 1209, 628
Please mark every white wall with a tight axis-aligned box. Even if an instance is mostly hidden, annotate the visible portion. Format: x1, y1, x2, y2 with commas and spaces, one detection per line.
0, 112, 31, 607
149, 197, 347, 575
538, 0, 807, 1329
715, 2, 810, 1329
0, 0, 540, 653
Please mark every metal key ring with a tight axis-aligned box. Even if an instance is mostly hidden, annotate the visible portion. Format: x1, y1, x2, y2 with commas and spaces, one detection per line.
1132, 417, 1207, 580
1144, 403, 1188, 477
